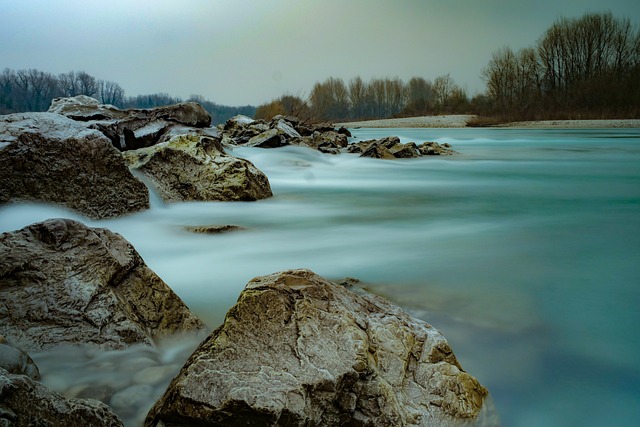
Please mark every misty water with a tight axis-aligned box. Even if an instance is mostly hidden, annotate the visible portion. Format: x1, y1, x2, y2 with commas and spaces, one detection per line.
1, 127, 639, 426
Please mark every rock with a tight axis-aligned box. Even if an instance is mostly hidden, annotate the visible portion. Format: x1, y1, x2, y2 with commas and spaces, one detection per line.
348, 137, 456, 159
361, 143, 397, 159
289, 131, 348, 155
0, 367, 123, 427
0, 218, 206, 351
48, 95, 124, 121
184, 225, 245, 234
418, 141, 457, 156
0, 344, 40, 381
146, 269, 493, 427
220, 115, 267, 145
390, 141, 421, 158
220, 114, 353, 156
49, 96, 212, 151
0, 112, 149, 219
337, 126, 353, 137
123, 134, 272, 203
247, 128, 288, 148
272, 118, 302, 139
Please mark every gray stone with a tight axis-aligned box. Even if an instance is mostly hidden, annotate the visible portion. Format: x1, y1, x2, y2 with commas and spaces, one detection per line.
247, 128, 288, 148
0, 367, 123, 427
124, 134, 272, 203
0, 218, 206, 351
0, 344, 40, 381
0, 112, 149, 219
146, 269, 494, 427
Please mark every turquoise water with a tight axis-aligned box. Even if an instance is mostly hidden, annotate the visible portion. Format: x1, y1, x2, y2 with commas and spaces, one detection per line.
2, 127, 639, 426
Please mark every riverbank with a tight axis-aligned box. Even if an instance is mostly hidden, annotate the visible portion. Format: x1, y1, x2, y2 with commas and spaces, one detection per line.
336, 115, 640, 129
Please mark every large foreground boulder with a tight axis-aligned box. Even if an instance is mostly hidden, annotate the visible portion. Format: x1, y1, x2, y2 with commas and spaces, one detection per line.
124, 134, 272, 202
49, 95, 213, 151
0, 112, 149, 219
0, 218, 206, 351
146, 269, 494, 427
0, 367, 123, 427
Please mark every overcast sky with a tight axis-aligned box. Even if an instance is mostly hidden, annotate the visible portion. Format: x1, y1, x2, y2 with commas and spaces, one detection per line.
2, 0, 639, 106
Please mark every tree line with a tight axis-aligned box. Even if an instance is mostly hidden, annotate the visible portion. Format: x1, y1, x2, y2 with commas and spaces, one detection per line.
0, 68, 255, 124
257, 11, 639, 123
482, 12, 640, 120
2, 12, 637, 125
255, 74, 471, 122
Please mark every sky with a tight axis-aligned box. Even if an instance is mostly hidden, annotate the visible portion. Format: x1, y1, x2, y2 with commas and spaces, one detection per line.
2, 0, 639, 106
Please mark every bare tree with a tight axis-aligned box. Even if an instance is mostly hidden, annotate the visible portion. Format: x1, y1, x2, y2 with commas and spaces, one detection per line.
406, 77, 433, 114
309, 77, 349, 121
433, 74, 457, 112
98, 80, 125, 106
348, 76, 367, 119
76, 71, 98, 97
13, 68, 61, 111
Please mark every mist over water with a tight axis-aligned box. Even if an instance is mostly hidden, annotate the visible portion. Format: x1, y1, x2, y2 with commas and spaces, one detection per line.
1, 127, 639, 426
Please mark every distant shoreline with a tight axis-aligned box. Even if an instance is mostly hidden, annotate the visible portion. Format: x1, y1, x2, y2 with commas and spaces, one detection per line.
336, 115, 640, 129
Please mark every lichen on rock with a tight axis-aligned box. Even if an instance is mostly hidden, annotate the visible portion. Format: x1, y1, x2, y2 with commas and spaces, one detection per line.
123, 134, 272, 203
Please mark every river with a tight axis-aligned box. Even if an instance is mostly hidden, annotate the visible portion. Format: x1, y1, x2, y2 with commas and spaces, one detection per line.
1, 127, 639, 426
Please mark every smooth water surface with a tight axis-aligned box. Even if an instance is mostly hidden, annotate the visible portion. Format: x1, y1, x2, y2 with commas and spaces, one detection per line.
1, 127, 639, 426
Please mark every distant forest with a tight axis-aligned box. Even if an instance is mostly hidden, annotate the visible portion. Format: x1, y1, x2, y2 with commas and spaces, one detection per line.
0, 69, 255, 125
1, 12, 638, 124
257, 12, 640, 123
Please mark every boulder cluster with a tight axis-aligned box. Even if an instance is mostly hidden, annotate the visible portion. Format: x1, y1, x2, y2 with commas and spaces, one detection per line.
217, 114, 456, 159
347, 136, 457, 159
0, 97, 492, 426
0, 96, 273, 218
219, 114, 351, 154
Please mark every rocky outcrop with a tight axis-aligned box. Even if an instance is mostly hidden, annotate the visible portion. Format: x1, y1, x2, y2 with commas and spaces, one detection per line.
146, 269, 493, 427
347, 136, 457, 159
219, 115, 349, 154
0, 218, 206, 351
123, 134, 272, 203
0, 367, 124, 427
0, 112, 149, 219
48, 95, 213, 151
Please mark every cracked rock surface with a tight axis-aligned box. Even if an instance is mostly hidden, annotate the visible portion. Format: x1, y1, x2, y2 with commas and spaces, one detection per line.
0, 218, 206, 351
146, 269, 494, 427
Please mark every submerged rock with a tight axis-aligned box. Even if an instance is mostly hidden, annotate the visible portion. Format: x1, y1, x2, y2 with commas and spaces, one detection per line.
0, 218, 206, 351
123, 134, 272, 202
0, 367, 124, 427
146, 269, 493, 427
0, 112, 149, 219
184, 225, 245, 234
